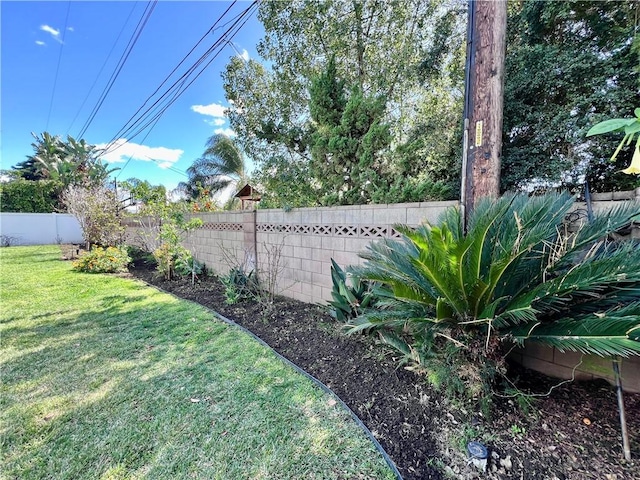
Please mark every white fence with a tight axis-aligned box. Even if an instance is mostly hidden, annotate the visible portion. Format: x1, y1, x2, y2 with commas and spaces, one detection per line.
0, 213, 83, 246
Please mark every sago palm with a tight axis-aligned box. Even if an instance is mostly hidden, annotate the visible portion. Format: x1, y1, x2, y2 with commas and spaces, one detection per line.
348, 192, 640, 360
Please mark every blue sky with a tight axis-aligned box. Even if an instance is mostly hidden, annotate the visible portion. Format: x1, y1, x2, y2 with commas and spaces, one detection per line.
1, 1, 263, 192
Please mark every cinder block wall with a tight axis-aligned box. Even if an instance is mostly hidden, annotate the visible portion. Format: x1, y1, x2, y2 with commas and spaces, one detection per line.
509, 344, 640, 393
253, 201, 456, 304
124, 191, 640, 392
183, 211, 246, 273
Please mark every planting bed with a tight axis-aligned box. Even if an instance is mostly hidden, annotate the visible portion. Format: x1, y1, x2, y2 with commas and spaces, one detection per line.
129, 261, 639, 480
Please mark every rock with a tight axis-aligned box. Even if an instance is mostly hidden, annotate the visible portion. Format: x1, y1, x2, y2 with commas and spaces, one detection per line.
500, 455, 513, 471
470, 458, 487, 472
491, 450, 500, 460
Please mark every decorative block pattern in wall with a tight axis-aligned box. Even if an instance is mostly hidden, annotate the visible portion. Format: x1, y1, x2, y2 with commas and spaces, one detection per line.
201, 222, 243, 231
256, 223, 407, 238
257, 224, 292, 233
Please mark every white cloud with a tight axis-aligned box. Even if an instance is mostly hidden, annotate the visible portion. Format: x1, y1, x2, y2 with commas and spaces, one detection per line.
40, 25, 59, 36
239, 48, 250, 62
40, 24, 63, 43
214, 127, 235, 137
212, 118, 226, 126
94, 139, 183, 168
35, 40, 46, 46
67, 26, 74, 32
191, 103, 226, 118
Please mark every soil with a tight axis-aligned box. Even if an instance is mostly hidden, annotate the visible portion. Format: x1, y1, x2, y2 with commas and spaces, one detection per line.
125, 259, 639, 480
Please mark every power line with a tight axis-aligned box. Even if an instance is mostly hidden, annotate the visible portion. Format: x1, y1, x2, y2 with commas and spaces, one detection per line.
113, 0, 238, 139
100, 1, 258, 183
65, 2, 138, 136
77, 1, 158, 139
115, 84, 185, 179
102, 1, 257, 155
45, 1, 71, 131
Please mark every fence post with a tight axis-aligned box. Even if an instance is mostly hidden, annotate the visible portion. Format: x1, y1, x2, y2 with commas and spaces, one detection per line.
243, 209, 258, 273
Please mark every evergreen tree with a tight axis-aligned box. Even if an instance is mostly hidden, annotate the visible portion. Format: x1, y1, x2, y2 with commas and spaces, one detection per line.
309, 61, 391, 205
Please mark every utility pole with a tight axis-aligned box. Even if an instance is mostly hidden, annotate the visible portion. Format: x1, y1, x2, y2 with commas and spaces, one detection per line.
461, 0, 507, 224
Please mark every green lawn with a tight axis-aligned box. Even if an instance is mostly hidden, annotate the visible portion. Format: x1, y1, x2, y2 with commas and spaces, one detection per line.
0, 246, 394, 480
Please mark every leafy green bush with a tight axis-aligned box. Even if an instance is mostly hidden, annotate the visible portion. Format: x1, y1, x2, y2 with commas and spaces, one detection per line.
0, 179, 63, 212
72, 246, 130, 273
151, 212, 203, 280
174, 255, 205, 278
126, 245, 157, 267
347, 192, 640, 408
328, 259, 377, 321
153, 243, 192, 280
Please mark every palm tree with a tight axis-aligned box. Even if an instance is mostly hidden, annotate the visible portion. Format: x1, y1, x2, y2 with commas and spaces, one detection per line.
178, 134, 247, 201
27, 132, 65, 179
344, 192, 640, 403
350, 192, 640, 357
23, 132, 115, 187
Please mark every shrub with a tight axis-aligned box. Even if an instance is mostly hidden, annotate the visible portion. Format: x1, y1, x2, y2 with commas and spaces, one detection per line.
328, 259, 377, 322
153, 243, 191, 280
220, 267, 257, 304
126, 245, 157, 267
73, 246, 130, 273
62, 185, 125, 247
0, 179, 63, 212
346, 192, 640, 409
148, 209, 202, 281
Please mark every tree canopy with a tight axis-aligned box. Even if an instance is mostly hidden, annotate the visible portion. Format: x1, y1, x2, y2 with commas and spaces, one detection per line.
223, 0, 466, 207
502, 0, 640, 192
3, 132, 117, 213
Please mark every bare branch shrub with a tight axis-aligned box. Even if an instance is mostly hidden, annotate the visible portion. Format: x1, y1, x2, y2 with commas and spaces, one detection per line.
62, 185, 125, 248
0, 235, 20, 247
254, 239, 292, 316
130, 214, 162, 253
217, 238, 295, 320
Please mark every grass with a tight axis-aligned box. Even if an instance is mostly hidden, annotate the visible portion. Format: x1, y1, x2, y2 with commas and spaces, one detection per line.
0, 246, 395, 480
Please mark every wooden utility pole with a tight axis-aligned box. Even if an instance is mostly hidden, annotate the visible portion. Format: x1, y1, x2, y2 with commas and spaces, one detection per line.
461, 0, 507, 221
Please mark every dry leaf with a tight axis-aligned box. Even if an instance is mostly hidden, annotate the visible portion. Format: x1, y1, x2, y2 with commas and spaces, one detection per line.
582, 417, 591, 425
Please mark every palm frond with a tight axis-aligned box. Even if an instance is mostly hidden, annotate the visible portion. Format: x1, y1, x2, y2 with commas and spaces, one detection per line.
501, 241, 640, 325
567, 200, 640, 252
507, 303, 640, 357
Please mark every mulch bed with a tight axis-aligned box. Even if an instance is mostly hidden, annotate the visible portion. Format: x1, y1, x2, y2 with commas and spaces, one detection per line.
127, 259, 639, 480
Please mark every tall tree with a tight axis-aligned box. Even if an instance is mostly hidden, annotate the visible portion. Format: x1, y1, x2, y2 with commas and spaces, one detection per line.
118, 178, 167, 206
16, 132, 115, 188
222, 0, 467, 206
502, 0, 640, 193
178, 134, 247, 200
309, 59, 391, 204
